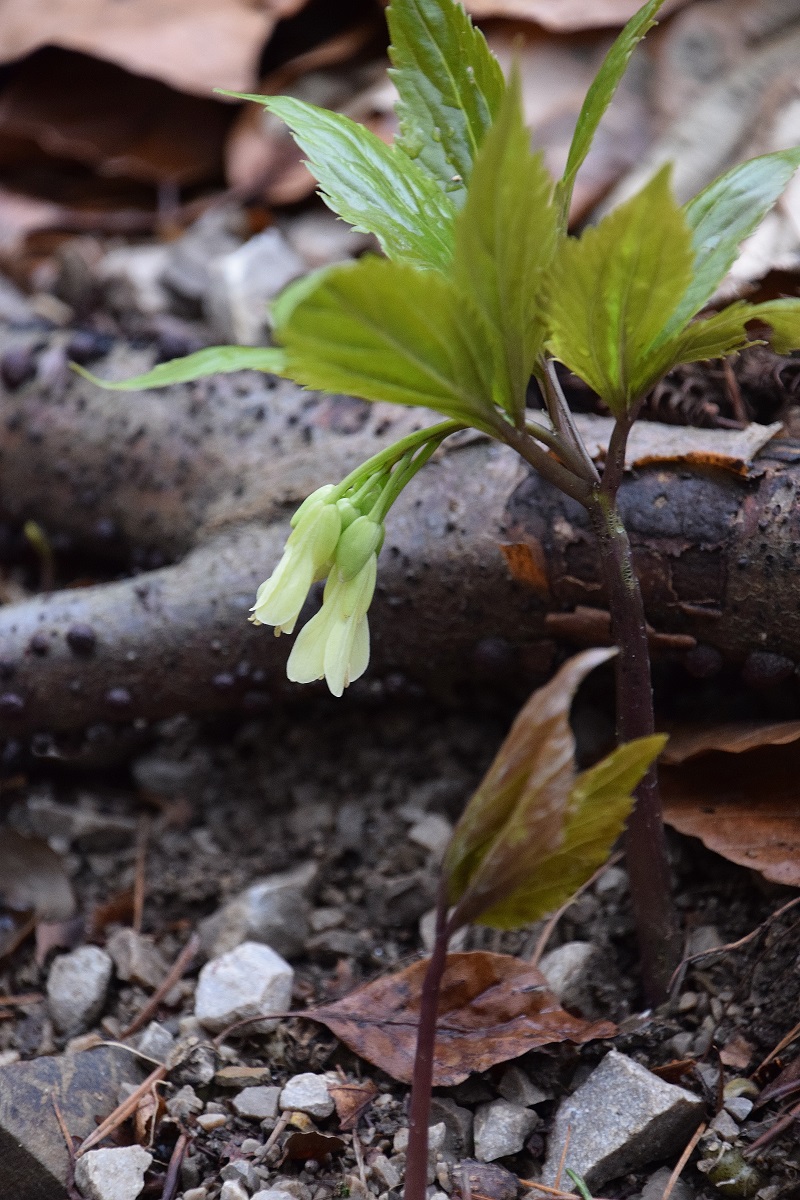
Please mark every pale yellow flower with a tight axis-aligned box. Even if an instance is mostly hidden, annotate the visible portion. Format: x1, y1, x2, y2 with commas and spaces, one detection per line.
286, 553, 377, 696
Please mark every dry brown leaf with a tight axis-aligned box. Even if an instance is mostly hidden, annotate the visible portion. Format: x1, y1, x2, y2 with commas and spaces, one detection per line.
570, 413, 781, 475
0, 827, 75, 959
328, 1079, 379, 1131
283, 1131, 346, 1161
304, 951, 615, 1086
0, 48, 230, 187
662, 727, 800, 886
0, 0, 308, 98
464, 0, 689, 32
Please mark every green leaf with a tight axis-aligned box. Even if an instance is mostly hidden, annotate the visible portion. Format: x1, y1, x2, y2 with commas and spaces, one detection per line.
221, 91, 457, 272
444, 648, 617, 927
662, 150, 800, 338
743, 298, 800, 354
453, 69, 556, 418
474, 734, 666, 929
278, 255, 503, 429
547, 167, 695, 413
387, 0, 505, 198
72, 346, 287, 391
557, 0, 668, 226
656, 297, 800, 374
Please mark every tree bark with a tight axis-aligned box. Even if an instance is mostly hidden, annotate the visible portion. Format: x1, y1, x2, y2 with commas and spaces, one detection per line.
2, 344, 800, 749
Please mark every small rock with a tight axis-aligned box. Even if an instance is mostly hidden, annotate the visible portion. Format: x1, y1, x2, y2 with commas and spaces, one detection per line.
407, 814, 453, 858
220, 1181, 249, 1200
460, 1160, 520, 1200
205, 229, 304, 345
542, 1050, 704, 1189
724, 1096, 754, 1122
371, 1153, 402, 1189
429, 1096, 475, 1156
710, 1110, 740, 1141
594, 866, 628, 898
537, 942, 600, 1014
496, 1065, 548, 1109
233, 1085, 281, 1120
310, 907, 344, 932
167, 1036, 219, 1086
280, 1073, 334, 1119
74, 1145, 153, 1200
196, 1112, 228, 1132
162, 205, 245, 305
107, 928, 169, 990
252, 1192, 299, 1200
419, 909, 468, 953
47, 945, 113, 1034
194, 942, 294, 1033
167, 1085, 203, 1120
135, 1021, 175, 1063
306, 929, 366, 959
198, 863, 316, 960
284, 210, 371, 269
215, 1065, 273, 1088
474, 1100, 539, 1162
222, 1160, 261, 1190
686, 926, 724, 958
130, 747, 210, 797
183, 1190, 210, 1200
98, 244, 172, 315
640, 1165, 694, 1200
0, 1046, 145, 1196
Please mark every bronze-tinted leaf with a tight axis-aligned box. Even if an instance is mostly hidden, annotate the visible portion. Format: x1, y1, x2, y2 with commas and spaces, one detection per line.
328, 1079, 378, 1131
304, 951, 615, 1086
283, 1131, 346, 1161
661, 721, 800, 886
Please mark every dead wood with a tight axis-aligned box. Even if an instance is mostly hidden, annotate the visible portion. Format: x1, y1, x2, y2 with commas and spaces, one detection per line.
2, 333, 800, 750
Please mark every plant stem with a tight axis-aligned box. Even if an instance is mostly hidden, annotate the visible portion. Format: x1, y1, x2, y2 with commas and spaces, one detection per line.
588, 484, 680, 1003
403, 881, 451, 1200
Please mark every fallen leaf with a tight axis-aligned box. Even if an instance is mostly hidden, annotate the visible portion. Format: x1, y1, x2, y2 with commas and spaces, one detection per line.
328, 1079, 378, 1130
661, 724, 800, 886
283, 1131, 345, 1161
569, 413, 781, 475
0, 828, 75, 922
304, 951, 615, 1086
463, 0, 689, 32
0, 0, 308, 98
720, 1033, 755, 1071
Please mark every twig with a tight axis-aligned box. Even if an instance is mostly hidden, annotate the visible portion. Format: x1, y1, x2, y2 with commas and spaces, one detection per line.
0, 992, 44, 1007
119, 933, 199, 1040
352, 1128, 368, 1191
754, 1011, 800, 1077
669, 895, 800, 996
528, 852, 623, 966
76, 1064, 167, 1156
722, 359, 748, 425
263, 1111, 291, 1156
52, 1098, 82, 1200
745, 1096, 800, 1156
161, 1131, 189, 1200
661, 1123, 706, 1200
133, 818, 150, 935
554, 1126, 572, 1192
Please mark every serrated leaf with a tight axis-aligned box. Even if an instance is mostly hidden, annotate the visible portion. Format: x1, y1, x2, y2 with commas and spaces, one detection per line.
661, 150, 800, 339
744, 298, 800, 354
72, 346, 286, 391
557, 0, 668, 226
453, 70, 556, 418
656, 297, 800, 375
222, 91, 457, 272
444, 648, 617, 927
278, 255, 503, 429
547, 167, 695, 414
387, 0, 505, 198
475, 735, 667, 929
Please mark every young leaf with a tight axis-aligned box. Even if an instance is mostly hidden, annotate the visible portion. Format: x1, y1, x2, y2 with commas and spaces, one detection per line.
655, 297, 800, 377
556, 0, 668, 226
221, 92, 456, 272
661, 149, 800, 338
743, 297, 800, 354
547, 167, 695, 414
453, 69, 556, 419
444, 647, 616, 925
473, 734, 667, 929
387, 0, 505, 198
277, 255, 503, 429
72, 346, 286, 391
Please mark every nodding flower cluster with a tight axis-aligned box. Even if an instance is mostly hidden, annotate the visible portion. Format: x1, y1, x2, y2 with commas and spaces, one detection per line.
249, 484, 383, 697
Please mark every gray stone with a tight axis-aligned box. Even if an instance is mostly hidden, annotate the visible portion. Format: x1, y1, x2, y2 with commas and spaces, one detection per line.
710, 1110, 740, 1141
496, 1065, 548, 1109
371, 1154, 402, 1190
474, 1100, 539, 1162
199, 863, 316, 960
15, 794, 137, 852
98, 244, 172, 315
162, 206, 245, 305
167, 1085, 203, 1120
283, 210, 371, 269
279, 1073, 334, 1119
640, 1165, 694, 1200
419, 909, 468, 953
594, 866, 628, 898
221, 1160, 261, 1191
233, 1085, 281, 1120
686, 926, 724, 958
220, 1182, 249, 1200
205, 229, 304, 345
107, 928, 169, 990
429, 1096, 475, 1156
74, 1145, 152, 1200
130, 748, 210, 798
252, 1192, 298, 1200
460, 1159, 520, 1200
537, 942, 600, 1014
47, 945, 113, 1034
194, 941, 294, 1034
407, 814, 453, 858
542, 1050, 704, 1190
0, 1046, 146, 1199
135, 1021, 175, 1064
724, 1096, 753, 1122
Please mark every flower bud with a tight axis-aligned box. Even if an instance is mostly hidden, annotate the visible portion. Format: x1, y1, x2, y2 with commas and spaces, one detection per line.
290, 483, 335, 529
335, 515, 384, 580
